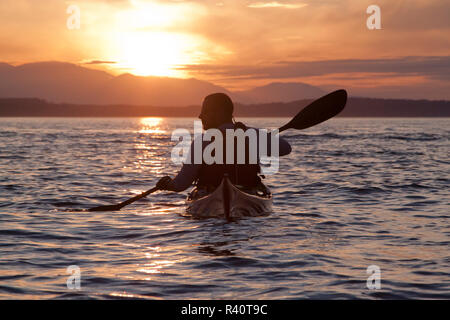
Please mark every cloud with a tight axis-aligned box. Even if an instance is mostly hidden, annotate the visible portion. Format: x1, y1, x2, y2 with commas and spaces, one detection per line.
179, 56, 450, 80
177, 55, 450, 99
82, 60, 117, 65
248, 2, 307, 9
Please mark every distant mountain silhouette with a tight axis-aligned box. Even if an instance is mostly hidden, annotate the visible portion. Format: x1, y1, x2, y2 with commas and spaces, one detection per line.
0, 62, 231, 105
1, 97, 448, 117
234, 97, 450, 117
0, 61, 324, 105
1, 62, 449, 116
0, 62, 15, 72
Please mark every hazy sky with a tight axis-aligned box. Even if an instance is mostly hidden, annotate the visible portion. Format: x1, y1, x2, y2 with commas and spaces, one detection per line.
1, 0, 449, 98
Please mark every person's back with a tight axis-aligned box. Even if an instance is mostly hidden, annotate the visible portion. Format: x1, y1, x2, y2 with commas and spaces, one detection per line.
157, 93, 291, 192
195, 121, 262, 189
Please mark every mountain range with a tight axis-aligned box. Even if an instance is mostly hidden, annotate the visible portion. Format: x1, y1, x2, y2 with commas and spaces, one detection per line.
1, 61, 448, 117
0, 62, 325, 105
1, 97, 449, 117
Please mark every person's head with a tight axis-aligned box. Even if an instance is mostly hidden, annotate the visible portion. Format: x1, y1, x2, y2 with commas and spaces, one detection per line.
199, 93, 234, 129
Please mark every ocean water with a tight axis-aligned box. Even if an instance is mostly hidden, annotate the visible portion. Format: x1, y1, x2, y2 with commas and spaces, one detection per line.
0, 117, 449, 299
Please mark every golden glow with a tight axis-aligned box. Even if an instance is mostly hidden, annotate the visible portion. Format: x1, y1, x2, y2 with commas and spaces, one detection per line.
132, 117, 165, 175
137, 260, 176, 275
111, 0, 207, 77
139, 117, 164, 134
114, 31, 202, 77
110, 291, 137, 298
117, 0, 186, 29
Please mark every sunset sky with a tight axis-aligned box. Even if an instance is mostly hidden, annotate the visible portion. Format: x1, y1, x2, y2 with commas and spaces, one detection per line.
1, 0, 449, 99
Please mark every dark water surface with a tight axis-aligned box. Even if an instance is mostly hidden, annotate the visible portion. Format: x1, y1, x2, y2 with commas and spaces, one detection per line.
0, 117, 449, 299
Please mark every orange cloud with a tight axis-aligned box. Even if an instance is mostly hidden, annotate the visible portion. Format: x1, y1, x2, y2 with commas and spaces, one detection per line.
248, 2, 308, 9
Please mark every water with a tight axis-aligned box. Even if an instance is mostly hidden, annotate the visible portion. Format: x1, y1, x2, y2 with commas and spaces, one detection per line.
0, 117, 449, 299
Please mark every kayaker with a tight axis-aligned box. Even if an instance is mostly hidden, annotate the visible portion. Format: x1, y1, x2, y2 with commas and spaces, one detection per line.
156, 93, 292, 192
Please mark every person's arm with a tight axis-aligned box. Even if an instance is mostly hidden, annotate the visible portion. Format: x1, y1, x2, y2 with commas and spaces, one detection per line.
166, 162, 201, 192
157, 136, 203, 192
259, 129, 292, 157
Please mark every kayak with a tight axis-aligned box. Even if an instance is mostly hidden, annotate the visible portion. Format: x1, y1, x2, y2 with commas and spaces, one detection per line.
186, 176, 272, 219
186, 175, 273, 219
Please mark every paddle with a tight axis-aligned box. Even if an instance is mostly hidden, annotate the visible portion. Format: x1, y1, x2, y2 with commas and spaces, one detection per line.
278, 89, 347, 133
87, 186, 159, 212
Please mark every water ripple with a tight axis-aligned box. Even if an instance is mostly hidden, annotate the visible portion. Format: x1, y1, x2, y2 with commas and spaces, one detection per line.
0, 117, 449, 299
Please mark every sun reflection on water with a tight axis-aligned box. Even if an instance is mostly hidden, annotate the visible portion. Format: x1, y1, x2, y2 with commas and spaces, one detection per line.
139, 117, 165, 134
110, 291, 137, 298
137, 260, 176, 275
133, 117, 168, 174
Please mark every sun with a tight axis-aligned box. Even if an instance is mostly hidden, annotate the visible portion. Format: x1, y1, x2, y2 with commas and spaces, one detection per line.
114, 31, 199, 77
110, 0, 206, 77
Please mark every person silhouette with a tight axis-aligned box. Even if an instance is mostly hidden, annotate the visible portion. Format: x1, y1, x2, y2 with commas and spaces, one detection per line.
156, 93, 291, 192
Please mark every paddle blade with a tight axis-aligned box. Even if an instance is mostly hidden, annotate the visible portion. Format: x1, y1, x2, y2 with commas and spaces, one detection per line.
279, 89, 347, 132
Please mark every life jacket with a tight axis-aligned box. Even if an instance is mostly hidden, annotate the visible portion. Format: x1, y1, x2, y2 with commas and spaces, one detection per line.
196, 122, 261, 189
